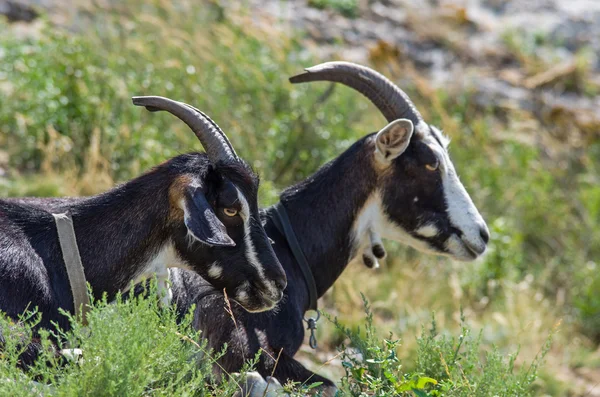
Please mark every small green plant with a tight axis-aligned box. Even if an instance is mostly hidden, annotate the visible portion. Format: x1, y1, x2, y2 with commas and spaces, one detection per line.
333, 295, 437, 396
415, 311, 552, 396
332, 295, 550, 396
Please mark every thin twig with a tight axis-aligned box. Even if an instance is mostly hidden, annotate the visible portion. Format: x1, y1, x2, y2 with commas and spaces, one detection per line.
262, 348, 283, 397
300, 350, 345, 389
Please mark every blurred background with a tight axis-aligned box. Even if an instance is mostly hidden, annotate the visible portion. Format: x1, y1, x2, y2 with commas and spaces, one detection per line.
0, 0, 598, 395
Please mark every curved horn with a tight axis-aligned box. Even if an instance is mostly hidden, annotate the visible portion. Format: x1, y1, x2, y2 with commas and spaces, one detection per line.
132, 96, 238, 162
289, 61, 423, 125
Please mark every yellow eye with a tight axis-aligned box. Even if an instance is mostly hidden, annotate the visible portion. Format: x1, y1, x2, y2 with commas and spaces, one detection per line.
425, 162, 439, 171
223, 208, 238, 217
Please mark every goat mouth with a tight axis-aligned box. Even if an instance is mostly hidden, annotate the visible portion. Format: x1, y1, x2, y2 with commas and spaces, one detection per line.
236, 292, 281, 313
460, 236, 486, 256
261, 292, 283, 307
446, 233, 480, 261
462, 244, 480, 259
242, 299, 278, 313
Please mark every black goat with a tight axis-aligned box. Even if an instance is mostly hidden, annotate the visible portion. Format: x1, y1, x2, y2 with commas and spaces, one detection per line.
0, 96, 286, 364
166, 62, 490, 396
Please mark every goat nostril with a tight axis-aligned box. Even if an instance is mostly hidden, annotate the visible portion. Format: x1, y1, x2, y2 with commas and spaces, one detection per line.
480, 227, 490, 244
275, 277, 287, 292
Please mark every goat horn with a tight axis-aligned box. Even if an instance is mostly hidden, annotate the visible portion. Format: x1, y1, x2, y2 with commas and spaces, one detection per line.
289, 61, 423, 125
132, 96, 238, 162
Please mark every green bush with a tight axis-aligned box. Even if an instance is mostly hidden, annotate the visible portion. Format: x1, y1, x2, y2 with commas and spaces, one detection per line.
1, 291, 548, 396
334, 296, 550, 396
0, 281, 251, 396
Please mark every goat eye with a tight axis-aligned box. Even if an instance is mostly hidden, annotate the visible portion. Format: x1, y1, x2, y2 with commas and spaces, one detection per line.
223, 208, 238, 217
425, 161, 439, 171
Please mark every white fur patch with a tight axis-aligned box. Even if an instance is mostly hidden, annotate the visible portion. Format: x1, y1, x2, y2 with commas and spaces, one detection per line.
127, 242, 187, 306
415, 223, 439, 238
241, 372, 336, 397
441, 165, 487, 254
236, 281, 250, 304
417, 121, 488, 257
352, 192, 440, 260
235, 187, 278, 297
207, 264, 223, 279
242, 372, 284, 397
444, 234, 476, 261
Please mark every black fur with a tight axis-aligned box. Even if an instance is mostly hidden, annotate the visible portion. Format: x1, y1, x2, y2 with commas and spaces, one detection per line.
0, 152, 286, 365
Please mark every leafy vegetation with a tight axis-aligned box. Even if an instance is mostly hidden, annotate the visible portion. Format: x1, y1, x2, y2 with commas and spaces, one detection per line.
1, 0, 598, 395
0, 288, 547, 396
307, 0, 359, 18
0, 282, 244, 396
334, 296, 550, 396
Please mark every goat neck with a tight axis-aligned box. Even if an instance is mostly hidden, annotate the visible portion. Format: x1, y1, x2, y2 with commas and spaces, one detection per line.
272, 135, 378, 301
55, 164, 180, 298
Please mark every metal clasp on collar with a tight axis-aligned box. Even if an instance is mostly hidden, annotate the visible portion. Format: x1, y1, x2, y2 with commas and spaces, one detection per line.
303, 309, 320, 349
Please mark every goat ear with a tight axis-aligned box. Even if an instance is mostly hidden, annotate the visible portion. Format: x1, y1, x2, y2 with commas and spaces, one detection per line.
374, 119, 413, 163
183, 187, 235, 247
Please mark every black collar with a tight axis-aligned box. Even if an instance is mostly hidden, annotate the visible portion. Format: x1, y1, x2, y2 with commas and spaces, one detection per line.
271, 202, 318, 312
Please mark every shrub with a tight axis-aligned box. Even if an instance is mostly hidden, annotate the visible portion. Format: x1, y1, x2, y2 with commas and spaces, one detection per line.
334, 295, 550, 396
0, 281, 259, 396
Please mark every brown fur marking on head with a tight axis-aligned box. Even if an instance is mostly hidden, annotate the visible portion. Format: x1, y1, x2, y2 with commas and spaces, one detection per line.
168, 175, 192, 222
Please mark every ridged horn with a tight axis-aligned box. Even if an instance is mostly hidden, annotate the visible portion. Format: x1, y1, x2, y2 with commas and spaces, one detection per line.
132, 96, 238, 162
289, 61, 423, 125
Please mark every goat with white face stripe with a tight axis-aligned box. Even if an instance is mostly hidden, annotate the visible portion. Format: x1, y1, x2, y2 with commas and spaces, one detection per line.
0, 96, 287, 355
170, 156, 286, 312
292, 62, 489, 263
119, 98, 287, 313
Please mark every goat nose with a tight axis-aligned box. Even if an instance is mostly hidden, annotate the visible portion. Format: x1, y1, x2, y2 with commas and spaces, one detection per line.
480, 226, 490, 244
275, 289, 284, 302
275, 276, 287, 292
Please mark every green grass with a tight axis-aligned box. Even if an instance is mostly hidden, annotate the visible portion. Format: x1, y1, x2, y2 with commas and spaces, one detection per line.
1, 0, 599, 394
307, 0, 359, 18
0, 2, 365, 191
